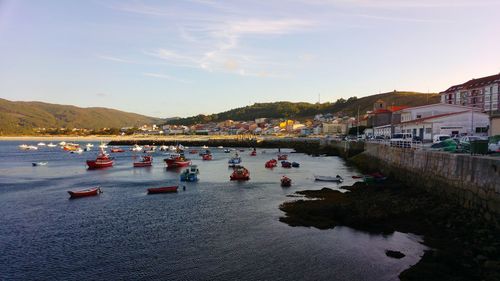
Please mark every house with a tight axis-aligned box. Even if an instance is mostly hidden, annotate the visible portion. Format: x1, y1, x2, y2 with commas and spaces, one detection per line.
490, 114, 500, 136
440, 73, 500, 113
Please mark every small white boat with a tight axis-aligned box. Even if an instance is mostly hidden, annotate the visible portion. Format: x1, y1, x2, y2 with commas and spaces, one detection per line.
99, 143, 108, 149
47, 143, 57, 147
86, 143, 94, 148
59, 141, 66, 146
159, 145, 168, 151
217, 146, 223, 149
71, 148, 84, 154
168, 145, 177, 151
37, 142, 46, 146
32, 162, 48, 166
314, 175, 343, 183
131, 144, 143, 152
18, 144, 29, 150
202, 145, 209, 149
178, 144, 185, 150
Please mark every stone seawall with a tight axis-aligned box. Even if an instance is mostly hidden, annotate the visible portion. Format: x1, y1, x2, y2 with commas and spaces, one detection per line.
352, 143, 500, 222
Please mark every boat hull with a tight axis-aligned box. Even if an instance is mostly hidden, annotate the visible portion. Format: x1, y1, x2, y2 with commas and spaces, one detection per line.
147, 186, 178, 194
68, 187, 101, 198
133, 161, 152, 167
86, 160, 114, 169
165, 159, 191, 168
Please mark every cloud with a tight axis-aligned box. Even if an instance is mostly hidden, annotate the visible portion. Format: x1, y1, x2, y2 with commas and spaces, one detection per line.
142, 72, 191, 83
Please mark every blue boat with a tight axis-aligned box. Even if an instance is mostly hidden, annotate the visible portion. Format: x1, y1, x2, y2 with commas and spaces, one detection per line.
180, 165, 199, 182
291, 162, 300, 168
228, 153, 242, 167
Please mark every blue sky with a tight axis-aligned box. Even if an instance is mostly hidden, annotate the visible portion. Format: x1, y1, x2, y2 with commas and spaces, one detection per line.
0, 0, 499, 118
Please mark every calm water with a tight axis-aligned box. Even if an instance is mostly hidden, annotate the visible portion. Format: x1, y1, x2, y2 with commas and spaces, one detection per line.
0, 141, 425, 281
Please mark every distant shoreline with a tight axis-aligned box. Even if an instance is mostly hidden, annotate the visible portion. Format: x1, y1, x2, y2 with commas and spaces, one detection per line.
0, 135, 264, 142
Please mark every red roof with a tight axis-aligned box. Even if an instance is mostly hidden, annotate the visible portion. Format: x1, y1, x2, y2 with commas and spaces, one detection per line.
442, 73, 500, 93
400, 111, 469, 124
387, 105, 408, 112
373, 109, 391, 114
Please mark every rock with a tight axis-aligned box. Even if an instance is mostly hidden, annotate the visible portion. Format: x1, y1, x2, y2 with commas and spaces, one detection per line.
385, 250, 405, 259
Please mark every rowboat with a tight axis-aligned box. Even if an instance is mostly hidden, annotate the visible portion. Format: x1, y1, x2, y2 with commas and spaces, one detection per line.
291, 162, 300, 168
68, 187, 102, 198
32, 162, 48, 166
277, 154, 288, 160
110, 147, 125, 153
281, 161, 292, 168
265, 159, 277, 168
147, 185, 178, 194
37, 142, 46, 146
281, 176, 292, 187
250, 150, 257, 156
47, 143, 57, 147
314, 175, 343, 183
134, 155, 153, 167
202, 154, 212, 160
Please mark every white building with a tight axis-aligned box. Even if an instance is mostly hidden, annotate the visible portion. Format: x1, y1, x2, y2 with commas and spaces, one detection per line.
395, 111, 489, 140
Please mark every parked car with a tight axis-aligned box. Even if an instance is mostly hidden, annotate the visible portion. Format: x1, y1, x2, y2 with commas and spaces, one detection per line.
433, 134, 451, 143
488, 135, 500, 153
390, 133, 413, 148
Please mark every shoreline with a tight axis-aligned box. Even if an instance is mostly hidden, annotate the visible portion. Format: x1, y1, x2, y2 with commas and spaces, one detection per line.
279, 180, 500, 281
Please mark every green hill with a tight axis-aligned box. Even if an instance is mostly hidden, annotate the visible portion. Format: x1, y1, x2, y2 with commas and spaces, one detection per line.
167, 91, 440, 125
0, 98, 163, 135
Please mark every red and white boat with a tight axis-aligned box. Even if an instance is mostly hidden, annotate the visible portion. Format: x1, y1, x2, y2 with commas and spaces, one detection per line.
202, 154, 212, 160
281, 176, 292, 187
110, 147, 125, 153
265, 159, 277, 168
68, 187, 102, 198
86, 149, 114, 169
147, 185, 178, 194
164, 154, 191, 168
230, 166, 250, 181
277, 154, 288, 160
134, 155, 153, 167
250, 150, 257, 156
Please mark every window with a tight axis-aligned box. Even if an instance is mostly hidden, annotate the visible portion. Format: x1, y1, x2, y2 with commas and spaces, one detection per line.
416, 114, 421, 119
425, 128, 432, 134
475, 127, 488, 133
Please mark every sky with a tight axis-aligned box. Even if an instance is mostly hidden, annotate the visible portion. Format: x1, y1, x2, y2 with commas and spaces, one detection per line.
0, 0, 499, 118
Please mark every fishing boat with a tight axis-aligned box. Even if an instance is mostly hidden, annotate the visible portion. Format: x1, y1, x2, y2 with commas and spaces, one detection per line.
86, 143, 94, 148
131, 144, 143, 152
230, 166, 250, 181
281, 161, 292, 168
63, 144, 79, 151
202, 153, 212, 160
265, 159, 277, 168
37, 142, 46, 146
133, 155, 153, 167
47, 143, 57, 147
224, 149, 231, 153
202, 145, 209, 149
281, 176, 292, 187
291, 162, 300, 168
228, 153, 242, 167
277, 154, 288, 160
86, 149, 114, 169
32, 162, 48, 166
68, 187, 102, 198
180, 165, 199, 182
147, 185, 178, 194
164, 153, 191, 168
250, 150, 257, 156
314, 175, 343, 183
110, 147, 125, 153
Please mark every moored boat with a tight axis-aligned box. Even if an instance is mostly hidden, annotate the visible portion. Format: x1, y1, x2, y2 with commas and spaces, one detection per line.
202, 145, 209, 149
281, 176, 292, 187
131, 144, 143, 152
86, 149, 114, 169
147, 185, 178, 194
47, 143, 57, 147
68, 187, 102, 198
110, 147, 125, 153
37, 142, 46, 146
228, 153, 242, 167
230, 165, 250, 181
277, 154, 288, 160
180, 165, 199, 182
164, 153, 191, 168
265, 159, 278, 168
281, 161, 292, 168
314, 175, 343, 183
224, 149, 231, 153
32, 162, 48, 166
250, 150, 257, 156
291, 162, 300, 168
202, 153, 212, 160
133, 155, 153, 167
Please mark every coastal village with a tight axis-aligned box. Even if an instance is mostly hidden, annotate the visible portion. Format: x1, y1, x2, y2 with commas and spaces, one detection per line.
120, 73, 500, 142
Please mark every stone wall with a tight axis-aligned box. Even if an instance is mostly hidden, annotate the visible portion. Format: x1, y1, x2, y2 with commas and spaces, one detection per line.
359, 143, 500, 222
